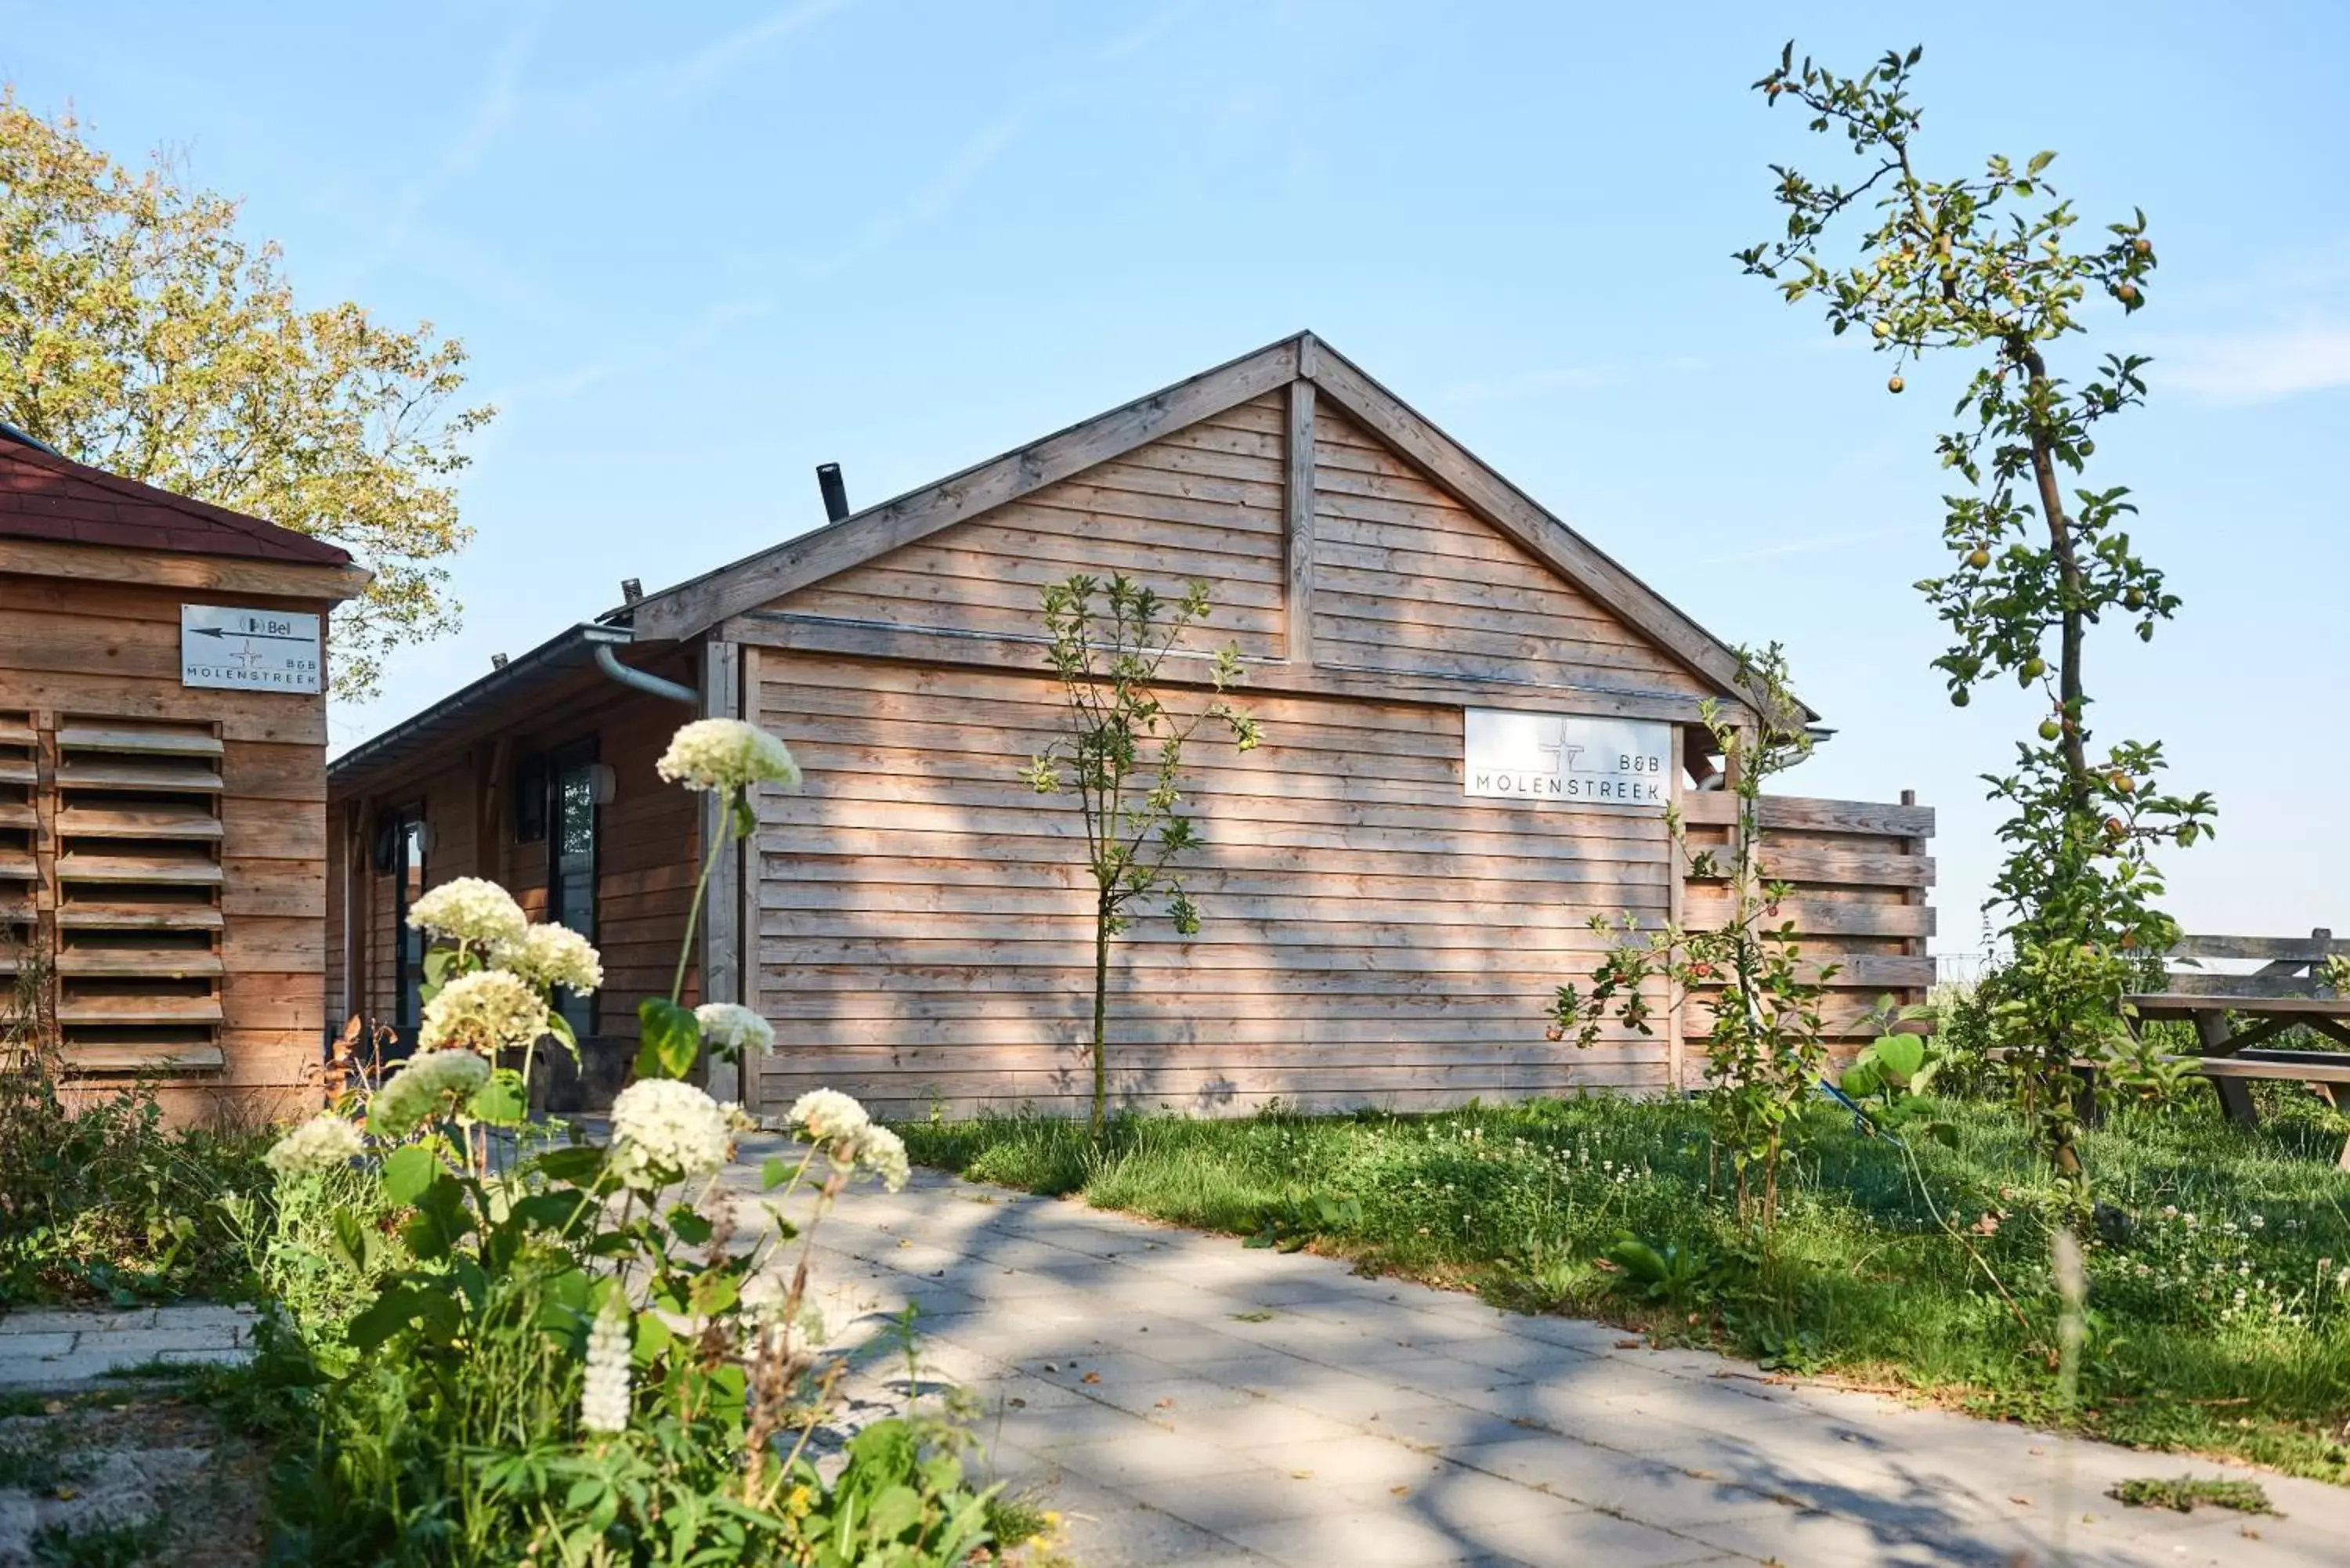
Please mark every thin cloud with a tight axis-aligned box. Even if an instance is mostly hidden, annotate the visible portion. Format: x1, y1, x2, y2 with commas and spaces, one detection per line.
1700, 525, 1911, 567
801, 102, 1044, 277
546, 0, 861, 127
483, 298, 779, 420
2156, 322, 2350, 405
797, 5, 1193, 280
1444, 356, 1705, 406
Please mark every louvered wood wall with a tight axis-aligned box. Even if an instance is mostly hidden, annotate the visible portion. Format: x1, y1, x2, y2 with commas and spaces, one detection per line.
0, 572, 334, 1115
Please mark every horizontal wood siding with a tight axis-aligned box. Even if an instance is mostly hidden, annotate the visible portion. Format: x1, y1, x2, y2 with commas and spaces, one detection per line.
1309, 404, 1705, 695
341, 683, 701, 1041
779, 394, 1291, 659
593, 696, 703, 1013
750, 652, 1676, 1117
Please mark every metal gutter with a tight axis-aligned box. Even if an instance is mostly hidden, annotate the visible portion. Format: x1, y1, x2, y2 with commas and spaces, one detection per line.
327, 622, 634, 788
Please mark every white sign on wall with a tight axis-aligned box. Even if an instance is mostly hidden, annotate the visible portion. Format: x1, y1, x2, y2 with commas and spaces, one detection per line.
180, 605, 323, 693
1463, 707, 1671, 809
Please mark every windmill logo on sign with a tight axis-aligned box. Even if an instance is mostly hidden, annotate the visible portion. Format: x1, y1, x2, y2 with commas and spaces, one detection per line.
1462, 707, 1669, 809
181, 605, 324, 693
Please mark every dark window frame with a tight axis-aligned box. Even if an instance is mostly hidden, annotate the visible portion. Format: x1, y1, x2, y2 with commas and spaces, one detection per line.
545, 737, 601, 1038
513, 753, 548, 844
389, 806, 429, 1037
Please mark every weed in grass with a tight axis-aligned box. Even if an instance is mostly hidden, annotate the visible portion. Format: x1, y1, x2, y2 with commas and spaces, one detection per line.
29, 1519, 166, 1568
0, 1029, 270, 1307
0, 1425, 76, 1494
899, 1094, 2350, 1483
2110, 1476, 2275, 1513
982, 1487, 1058, 1548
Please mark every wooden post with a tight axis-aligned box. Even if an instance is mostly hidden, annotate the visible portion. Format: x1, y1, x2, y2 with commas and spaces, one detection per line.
1900, 788, 1926, 1003
700, 638, 744, 1106
477, 737, 510, 887
1284, 378, 1317, 667
31, 710, 56, 1042
1665, 724, 1687, 1094
2195, 1010, 2260, 1129
739, 643, 765, 1114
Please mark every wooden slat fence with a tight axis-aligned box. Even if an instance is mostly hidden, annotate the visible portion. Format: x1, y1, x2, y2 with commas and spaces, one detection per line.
1677, 789, 1936, 1085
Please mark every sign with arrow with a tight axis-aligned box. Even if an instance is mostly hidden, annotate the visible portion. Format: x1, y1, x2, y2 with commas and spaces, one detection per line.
181, 605, 323, 693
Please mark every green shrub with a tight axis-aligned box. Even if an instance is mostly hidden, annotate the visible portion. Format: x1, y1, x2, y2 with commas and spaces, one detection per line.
240, 717, 1012, 1566
0, 997, 268, 1306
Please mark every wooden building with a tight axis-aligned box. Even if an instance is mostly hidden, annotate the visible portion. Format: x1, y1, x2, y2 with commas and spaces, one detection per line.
0, 428, 368, 1118
326, 334, 1935, 1117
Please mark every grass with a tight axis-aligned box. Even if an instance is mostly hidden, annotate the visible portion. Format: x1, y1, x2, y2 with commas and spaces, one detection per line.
899, 1091, 2350, 1483
2110, 1474, 2275, 1513
0, 1052, 273, 1309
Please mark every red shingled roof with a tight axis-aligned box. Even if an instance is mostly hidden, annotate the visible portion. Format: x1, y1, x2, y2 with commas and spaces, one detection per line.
0, 435, 354, 566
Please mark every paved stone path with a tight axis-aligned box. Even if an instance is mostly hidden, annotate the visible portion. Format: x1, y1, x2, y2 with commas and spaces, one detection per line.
0, 1303, 255, 1387
5, 1167, 2336, 1566
747, 1151, 2342, 1568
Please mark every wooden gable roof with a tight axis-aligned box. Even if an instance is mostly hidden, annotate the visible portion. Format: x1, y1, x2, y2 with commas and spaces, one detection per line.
630, 333, 1769, 711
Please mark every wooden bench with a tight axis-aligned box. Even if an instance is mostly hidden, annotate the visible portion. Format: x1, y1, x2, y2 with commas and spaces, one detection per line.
2126, 928, 2350, 1169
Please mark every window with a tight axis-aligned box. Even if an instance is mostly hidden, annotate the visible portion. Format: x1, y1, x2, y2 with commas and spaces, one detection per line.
391, 811, 428, 1035
513, 753, 548, 844
547, 743, 598, 1038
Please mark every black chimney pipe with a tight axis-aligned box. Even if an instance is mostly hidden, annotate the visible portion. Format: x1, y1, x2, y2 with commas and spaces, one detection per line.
816, 463, 850, 523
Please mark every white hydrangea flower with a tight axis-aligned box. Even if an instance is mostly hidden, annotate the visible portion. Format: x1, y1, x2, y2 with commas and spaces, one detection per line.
607, 1078, 734, 1190
493, 923, 605, 994
580, 1300, 633, 1435
418, 970, 548, 1054
655, 718, 802, 793
694, 1003, 774, 1056
371, 1049, 492, 1138
405, 876, 528, 947
265, 1112, 363, 1179
855, 1125, 910, 1193
789, 1087, 870, 1144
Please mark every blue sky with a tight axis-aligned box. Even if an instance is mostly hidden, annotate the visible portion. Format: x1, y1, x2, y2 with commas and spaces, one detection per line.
5, 1, 2345, 957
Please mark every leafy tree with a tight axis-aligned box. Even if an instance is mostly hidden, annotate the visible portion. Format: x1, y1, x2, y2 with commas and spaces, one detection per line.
0, 91, 491, 698
1735, 44, 2215, 1184
1551, 645, 1830, 1230
1022, 575, 1260, 1137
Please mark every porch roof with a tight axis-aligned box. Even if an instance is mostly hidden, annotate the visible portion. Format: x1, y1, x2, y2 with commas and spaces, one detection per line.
327, 621, 635, 797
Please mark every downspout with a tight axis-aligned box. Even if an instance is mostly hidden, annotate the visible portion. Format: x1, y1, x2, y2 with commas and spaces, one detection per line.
595, 643, 698, 706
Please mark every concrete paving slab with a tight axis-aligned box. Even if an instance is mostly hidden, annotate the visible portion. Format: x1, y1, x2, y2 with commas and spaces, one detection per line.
1033, 1470, 1289, 1566
0, 1332, 78, 1360
1113, 1462, 1400, 1536
1218, 1497, 1585, 1568
1365, 1401, 1553, 1453
1050, 1429, 1278, 1487
754, 1154, 2350, 1568
1405, 1507, 1727, 1568
1086, 1373, 1272, 1422
0, 1308, 160, 1335
1443, 1438, 1791, 1527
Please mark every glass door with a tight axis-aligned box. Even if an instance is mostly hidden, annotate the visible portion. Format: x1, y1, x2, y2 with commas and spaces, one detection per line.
547, 745, 598, 1039
392, 813, 428, 1046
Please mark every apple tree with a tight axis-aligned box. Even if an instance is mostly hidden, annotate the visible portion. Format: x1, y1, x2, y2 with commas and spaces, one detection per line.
1734, 44, 2216, 1185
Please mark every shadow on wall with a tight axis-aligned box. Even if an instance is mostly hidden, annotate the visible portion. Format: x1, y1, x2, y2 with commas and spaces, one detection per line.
749, 659, 1675, 1123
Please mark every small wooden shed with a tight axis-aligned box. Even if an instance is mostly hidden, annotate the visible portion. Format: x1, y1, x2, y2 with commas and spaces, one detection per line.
0, 428, 367, 1118
327, 334, 1936, 1117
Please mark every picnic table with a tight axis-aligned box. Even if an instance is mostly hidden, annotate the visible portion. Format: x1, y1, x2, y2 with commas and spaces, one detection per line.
2125, 929, 2350, 1170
